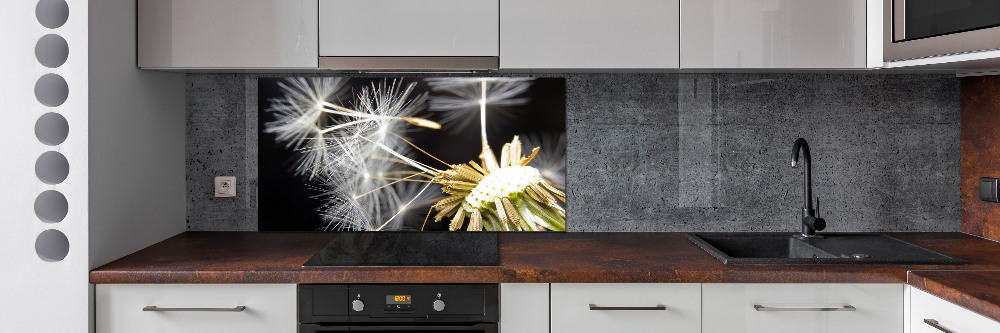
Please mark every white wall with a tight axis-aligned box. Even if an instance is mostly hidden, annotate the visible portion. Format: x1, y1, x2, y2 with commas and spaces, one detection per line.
0, 0, 185, 331
0, 0, 90, 331
88, 0, 186, 270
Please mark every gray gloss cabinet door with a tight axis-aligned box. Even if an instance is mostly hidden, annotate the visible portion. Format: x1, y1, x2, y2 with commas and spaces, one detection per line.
138, 0, 318, 69
319, 0, 500, 57
681, 0, 868, 68
501, 0, 680, 69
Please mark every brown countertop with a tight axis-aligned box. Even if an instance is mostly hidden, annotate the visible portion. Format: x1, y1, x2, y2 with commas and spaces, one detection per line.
91, 231, 1000, 284
908, 270, 1000, 323
91, 232, 1000, 321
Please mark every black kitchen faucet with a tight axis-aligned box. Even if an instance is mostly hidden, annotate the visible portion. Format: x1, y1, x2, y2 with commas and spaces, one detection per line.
791, 138, 826, 238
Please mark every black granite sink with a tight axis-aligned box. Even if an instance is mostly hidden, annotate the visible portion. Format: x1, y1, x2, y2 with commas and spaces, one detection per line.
686, 233, 966, 265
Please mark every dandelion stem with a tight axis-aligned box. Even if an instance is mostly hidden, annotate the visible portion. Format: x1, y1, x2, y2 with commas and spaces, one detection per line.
370, 156, 430, 170
319, 101, 441, 129
480, 79, 489, 149
380, 170, 430, 176
359, 136, 439, 174
421, 207, 433, 231
355, 172, 434, 199
370, 177, 432, 183
388, 132, 452, 168
317, 119, 368, 134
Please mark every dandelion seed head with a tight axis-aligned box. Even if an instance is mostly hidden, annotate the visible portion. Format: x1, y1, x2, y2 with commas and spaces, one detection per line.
466, 165, 542, 209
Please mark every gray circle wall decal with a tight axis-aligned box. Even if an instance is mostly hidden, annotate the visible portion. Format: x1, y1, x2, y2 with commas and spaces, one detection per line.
35, 151, 69, 185
34, 73, 69, 107
35, 112, 70, 146
35, 34, 69, 68
34, 190, 68, 223
36, 0, 69, 29
35, 229, 69, 262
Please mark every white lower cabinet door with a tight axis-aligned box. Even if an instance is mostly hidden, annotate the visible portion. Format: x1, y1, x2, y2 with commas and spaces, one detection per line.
702, 283, 903, 333
550, 283, 701, 333
96, 284, 297, 333
500, 283, 549, 333
911, 287, 1000, 333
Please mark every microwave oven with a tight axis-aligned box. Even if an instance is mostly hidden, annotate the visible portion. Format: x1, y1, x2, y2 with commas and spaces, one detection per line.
884, 0, 1000, 62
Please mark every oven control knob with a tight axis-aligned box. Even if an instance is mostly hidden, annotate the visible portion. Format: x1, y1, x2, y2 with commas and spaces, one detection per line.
432, 299, 446, 312
352, 299, 365, 312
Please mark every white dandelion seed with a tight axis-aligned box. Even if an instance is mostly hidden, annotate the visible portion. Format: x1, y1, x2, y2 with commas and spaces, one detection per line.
389, 180, 442, 230
424, 78, 534, 133
316, 145, 405, 231
317, 188, 368, 231
313, 80, 438, 231
263, 77, 349, 180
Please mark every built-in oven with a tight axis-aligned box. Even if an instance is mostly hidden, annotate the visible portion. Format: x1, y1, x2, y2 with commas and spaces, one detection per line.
884, 0, 1000, 61
299, 284, 498, 333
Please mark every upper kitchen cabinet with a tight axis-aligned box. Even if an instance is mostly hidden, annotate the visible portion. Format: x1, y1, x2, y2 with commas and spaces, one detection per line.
500, 0, 680, 69
318, 0, 500, 70
138, 0, 318, 69
681, 0, 879, 69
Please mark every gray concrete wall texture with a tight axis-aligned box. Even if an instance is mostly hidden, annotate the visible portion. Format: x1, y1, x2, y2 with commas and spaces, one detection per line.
186, 73, 960, 232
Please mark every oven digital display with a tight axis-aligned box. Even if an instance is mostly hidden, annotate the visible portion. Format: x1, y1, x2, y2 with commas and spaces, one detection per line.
386, 295, 412, 304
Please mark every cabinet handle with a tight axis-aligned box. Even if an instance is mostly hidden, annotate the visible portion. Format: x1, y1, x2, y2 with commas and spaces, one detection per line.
753, 305, 856, 312
143, 306, 247, 312
589, 304, 667, 311
924, 319, 955, 333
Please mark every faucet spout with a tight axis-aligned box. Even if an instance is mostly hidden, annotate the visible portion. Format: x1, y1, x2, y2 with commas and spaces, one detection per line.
791, 138, 825, 237
791, 138, 812, 210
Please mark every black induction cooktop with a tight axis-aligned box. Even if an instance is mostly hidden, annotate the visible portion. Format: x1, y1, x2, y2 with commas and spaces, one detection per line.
303, 232, 499, 267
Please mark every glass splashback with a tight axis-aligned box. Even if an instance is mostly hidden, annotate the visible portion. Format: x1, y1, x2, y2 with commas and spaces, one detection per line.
258, 77, 566, 232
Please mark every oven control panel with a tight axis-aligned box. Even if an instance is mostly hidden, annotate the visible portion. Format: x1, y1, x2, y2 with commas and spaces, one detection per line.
356, 288, 453, 315
384, 294, 414, 312
299, 284, 498, 323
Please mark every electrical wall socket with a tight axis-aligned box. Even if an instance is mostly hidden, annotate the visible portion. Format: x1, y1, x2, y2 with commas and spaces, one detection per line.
981, 177, 999, 202
215, 176, 236, 197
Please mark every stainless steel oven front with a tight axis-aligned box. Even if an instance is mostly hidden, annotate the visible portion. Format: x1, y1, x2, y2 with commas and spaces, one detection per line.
299, 284, 499, 333
884, 0, 1000, 61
